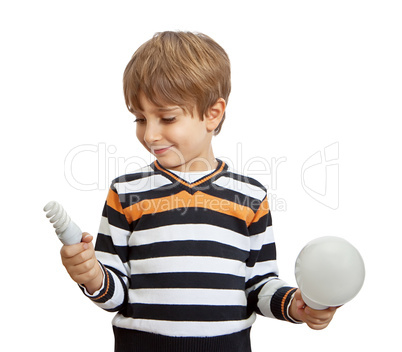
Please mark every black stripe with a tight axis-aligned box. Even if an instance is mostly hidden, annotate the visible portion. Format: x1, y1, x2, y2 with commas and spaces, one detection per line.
130, 272, 245, 290
270, 286, 297, 322
204, 186, 262, 213
248, 212, 272, 236
123, 303, 247, 322
222, 171, 267, 192
130, 240, 248, 262
134, 208, 249, 235
102, 203, 131, 231
112, 170, 155, 186
257, 243, 277, 262
247, 283, 265, 316
245, 273, 278, 290
95, 233, 130, 263
247, 242, 276, 267
118, 184, 181, 209
113, 326, 252, 352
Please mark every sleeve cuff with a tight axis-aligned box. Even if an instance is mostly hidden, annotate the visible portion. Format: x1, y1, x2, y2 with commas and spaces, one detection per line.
286, 291, 304, 324
79, 263, 115, 303
270, 286, 300, 323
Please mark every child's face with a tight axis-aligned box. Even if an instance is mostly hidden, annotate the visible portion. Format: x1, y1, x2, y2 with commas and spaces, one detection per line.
134, 93, 216, 171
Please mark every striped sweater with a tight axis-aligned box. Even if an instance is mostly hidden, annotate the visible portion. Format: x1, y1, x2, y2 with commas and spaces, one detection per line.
82, 159, 297, 351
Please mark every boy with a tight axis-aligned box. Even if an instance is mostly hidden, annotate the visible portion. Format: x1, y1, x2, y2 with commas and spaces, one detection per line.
61, 31, 337, 351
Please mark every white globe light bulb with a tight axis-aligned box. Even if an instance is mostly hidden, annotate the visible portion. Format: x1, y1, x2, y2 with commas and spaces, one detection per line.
295, 236, 365, 310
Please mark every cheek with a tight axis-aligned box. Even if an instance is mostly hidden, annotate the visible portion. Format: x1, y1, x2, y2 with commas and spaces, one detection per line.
173, 121, 205, 143
165, 125, 190, 143
136, 126, 144, 140
136, 127, 148, 148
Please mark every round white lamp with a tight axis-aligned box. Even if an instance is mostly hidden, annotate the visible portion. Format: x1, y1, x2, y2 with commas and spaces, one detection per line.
295, 236, 365, 310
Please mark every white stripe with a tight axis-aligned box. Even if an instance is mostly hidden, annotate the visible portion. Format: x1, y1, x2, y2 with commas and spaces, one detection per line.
112, 313, 256, 337
129, 223, 250, 251
257, 278, 289, 319
96, 251, 130, 276
98, 216, 131, 246
212, 176, 266, 201
129, 288, 247, 306
114, 174, 172, 194
130, 256, 246, 277
249, 226, 274, 250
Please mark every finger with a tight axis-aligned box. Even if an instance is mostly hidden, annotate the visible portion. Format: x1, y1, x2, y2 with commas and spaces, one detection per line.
307, 321, 330, 330
72, 257, 97, 276
75, 270, 97, 285
61, 245, 93, 270
68, 247, 95, 267
293, 289, 306, 309
74, 261, 101, 285
293, 289, 303, 301
296, 299, 305, 310
60, 242, 86, 258
305, 315, 329, 325
65, 254, 97, 279
305, 310, 336, 329
305, 306, 336, 320
81, 232, 93, 243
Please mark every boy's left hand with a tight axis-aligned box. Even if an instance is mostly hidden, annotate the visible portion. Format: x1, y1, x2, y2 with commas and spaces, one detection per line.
289, 289, 338, 330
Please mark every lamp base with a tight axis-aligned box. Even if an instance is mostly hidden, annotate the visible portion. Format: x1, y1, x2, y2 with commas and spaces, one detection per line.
301, 292, 329, 310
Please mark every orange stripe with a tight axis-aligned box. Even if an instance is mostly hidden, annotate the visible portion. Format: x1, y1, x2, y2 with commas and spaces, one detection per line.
251, 197, 270, 225
93, 264, 110, 301
281, 288, 293, 322
125, 190, 256, 225
153, 161, 226, 188
106, 189, 125, 215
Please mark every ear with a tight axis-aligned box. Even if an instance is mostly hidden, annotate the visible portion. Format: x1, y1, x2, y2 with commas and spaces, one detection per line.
204, 98, 226, 133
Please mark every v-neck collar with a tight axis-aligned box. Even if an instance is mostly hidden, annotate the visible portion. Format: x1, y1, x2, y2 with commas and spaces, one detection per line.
152, 159, 227, 191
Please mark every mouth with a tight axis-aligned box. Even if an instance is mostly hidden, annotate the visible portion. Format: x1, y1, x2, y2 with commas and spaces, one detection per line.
152, 146, 173, 155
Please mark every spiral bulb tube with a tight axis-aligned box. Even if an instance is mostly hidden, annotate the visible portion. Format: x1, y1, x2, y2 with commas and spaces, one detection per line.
44, 201, 82, 245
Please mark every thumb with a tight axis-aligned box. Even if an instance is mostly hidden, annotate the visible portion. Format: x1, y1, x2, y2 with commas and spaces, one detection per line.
294, 289, 306, 309
81, 232, 93, 243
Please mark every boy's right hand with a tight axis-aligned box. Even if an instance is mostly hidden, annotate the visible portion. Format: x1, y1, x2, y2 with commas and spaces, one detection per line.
60, 232, 104, 295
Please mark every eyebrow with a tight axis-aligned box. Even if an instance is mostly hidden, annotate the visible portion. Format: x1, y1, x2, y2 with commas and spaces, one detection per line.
130, 106, 182, 115
156, 106, 181, 112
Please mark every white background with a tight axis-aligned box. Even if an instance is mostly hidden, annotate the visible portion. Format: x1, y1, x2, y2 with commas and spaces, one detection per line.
1, 1, 401, 350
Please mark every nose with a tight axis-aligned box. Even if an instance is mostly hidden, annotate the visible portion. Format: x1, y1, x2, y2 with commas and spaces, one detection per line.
143, 120, 162, 145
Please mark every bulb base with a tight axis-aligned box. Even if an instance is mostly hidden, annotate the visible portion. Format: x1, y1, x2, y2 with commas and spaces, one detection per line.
57, 221, 82, 245
300, 292, 329, 310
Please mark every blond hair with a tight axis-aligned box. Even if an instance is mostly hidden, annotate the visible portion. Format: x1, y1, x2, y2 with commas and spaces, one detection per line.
123, 31, 231, 135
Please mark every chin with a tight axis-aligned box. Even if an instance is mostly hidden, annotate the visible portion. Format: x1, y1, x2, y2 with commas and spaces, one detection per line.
155, 157, 184, 171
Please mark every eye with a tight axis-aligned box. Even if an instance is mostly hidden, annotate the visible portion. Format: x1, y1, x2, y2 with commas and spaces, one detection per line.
133, 118, 146, 124
162, 117, 176, 123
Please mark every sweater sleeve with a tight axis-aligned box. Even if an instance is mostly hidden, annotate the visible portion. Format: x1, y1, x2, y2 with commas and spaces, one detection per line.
246, 197, 299, 323
80, 184, 131, 312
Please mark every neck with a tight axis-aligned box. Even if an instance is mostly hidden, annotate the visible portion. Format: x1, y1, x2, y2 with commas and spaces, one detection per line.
174, 158, 218, 173
169, 146, 218, 172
